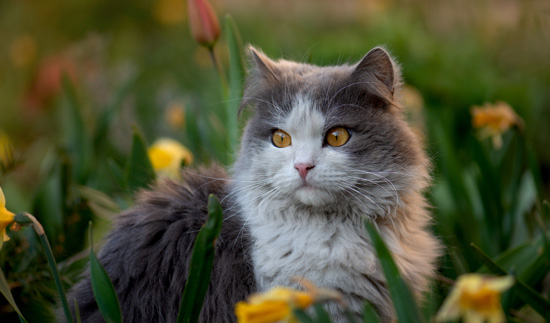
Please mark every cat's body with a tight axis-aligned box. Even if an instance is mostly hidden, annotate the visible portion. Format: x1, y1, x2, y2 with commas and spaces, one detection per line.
67, 47, 441, 322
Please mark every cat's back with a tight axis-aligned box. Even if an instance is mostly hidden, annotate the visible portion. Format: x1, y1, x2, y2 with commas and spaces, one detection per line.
67, 165, 255, 323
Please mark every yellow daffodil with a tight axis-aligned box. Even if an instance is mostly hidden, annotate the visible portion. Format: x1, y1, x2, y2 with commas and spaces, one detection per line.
148, 138, 193, 179
235, 287, 314, 323
471, 101, 522, 149
436, 274, 515, 323
0, 187, 16, 249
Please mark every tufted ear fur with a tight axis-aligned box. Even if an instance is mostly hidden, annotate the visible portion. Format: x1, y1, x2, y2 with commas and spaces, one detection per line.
351, 47, 401, 106
239, 45, 281, 115
246, 45, 279, 83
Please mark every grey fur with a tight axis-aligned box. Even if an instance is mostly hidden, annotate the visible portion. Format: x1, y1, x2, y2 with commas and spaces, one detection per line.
66, 47, 440, 323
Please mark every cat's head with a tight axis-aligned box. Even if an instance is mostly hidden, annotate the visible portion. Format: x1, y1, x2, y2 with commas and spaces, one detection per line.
233, 46, 428, 216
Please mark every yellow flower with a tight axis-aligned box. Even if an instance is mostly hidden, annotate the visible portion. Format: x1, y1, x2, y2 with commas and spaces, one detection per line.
0, 187, 16, 249
235, 287, 315, 323
471, 101, 522, 149
436, 274, 515, 323
147, 138, 193, 178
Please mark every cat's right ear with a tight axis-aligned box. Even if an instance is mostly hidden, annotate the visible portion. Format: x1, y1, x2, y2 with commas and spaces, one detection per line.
246, 45, 279, 83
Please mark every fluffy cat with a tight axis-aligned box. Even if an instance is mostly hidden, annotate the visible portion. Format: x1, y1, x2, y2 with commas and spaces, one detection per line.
66, 46, 441, 322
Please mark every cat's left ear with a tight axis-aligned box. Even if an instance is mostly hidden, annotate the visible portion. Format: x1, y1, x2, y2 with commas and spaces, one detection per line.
246, 45, 279, 83
352, 47, 400, 98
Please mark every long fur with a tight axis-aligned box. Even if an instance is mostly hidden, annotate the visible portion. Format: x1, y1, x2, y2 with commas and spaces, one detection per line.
66, 166, 255, 322
66, 47, 441, 323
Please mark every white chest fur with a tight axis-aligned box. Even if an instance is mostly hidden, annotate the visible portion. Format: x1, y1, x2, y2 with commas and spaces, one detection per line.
241, 201, 393, 320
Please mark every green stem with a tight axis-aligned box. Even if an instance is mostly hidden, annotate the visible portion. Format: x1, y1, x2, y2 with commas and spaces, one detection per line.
208, 47, 229, 96
24, 213, 74, 323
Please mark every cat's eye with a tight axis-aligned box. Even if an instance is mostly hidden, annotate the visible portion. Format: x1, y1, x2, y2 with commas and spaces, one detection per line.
272, 129, 292, 148
325, 127, 350, 147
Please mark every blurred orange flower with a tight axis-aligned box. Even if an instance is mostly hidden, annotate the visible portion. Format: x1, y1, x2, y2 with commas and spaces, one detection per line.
23, 55, 77, 112
188, 0, 221, 49
471, 101, 522, 149
165, 101, 186, 129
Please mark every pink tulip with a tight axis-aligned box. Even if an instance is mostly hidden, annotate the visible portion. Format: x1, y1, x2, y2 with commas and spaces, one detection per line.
188, 0, 221, 49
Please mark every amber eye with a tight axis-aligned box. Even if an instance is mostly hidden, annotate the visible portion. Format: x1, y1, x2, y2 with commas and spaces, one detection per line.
272, 129, 292, 148
325, 127, 350, 147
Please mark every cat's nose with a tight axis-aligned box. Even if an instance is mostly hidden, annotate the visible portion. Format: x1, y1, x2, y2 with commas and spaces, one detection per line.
294, 163, 315, 180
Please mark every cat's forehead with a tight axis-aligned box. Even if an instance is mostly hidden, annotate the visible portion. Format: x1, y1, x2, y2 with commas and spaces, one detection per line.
280, 95, 325, 137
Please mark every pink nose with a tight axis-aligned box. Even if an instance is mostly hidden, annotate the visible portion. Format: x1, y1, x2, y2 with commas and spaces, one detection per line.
294, 163, 315, 180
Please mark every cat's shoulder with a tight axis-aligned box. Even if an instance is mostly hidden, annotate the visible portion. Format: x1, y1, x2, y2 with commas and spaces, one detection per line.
117, 164, 230, 228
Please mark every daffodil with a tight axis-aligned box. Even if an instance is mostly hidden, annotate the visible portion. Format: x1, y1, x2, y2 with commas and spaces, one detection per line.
471, 101, 522, 149
0, 187, 15, 249
148, 138, 193, 179
436, 274, 515, 323
235, 287, 315, 323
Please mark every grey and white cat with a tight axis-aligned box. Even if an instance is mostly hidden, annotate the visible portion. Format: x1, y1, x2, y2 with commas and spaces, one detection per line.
67, 46, 441, 322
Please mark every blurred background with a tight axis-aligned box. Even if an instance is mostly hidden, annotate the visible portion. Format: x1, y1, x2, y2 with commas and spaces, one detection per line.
1, 0, 549, 321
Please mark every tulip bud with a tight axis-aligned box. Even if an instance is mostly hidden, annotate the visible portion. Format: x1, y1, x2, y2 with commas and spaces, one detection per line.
188, 0, 221, 49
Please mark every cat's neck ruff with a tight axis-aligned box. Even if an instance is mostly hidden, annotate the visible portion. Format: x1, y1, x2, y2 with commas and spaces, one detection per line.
232, 185, 394, 319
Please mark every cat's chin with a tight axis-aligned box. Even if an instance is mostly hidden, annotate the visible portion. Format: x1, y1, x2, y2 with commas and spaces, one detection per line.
293, 185, 334, 206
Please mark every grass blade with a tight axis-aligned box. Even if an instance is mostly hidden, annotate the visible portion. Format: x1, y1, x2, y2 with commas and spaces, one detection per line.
124, 125, 155, 193
176, 194, 223, 323
89, 225, 123, 323
313, 303, 332, 323
364, 220, 424, 323
224, 14, 246, 154
293, 309, 316, 323
0, 268, 27, 322
362, 302, 381, 323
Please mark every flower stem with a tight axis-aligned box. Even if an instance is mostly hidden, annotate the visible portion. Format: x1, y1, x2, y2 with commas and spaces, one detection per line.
22, 213, 74, 323
208, 47, 228, 96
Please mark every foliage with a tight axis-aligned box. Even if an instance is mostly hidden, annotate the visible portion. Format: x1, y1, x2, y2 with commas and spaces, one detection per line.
0, 0, 549, 322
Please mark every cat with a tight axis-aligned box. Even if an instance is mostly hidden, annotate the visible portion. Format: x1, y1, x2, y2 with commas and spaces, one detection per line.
66, 46, 441, 323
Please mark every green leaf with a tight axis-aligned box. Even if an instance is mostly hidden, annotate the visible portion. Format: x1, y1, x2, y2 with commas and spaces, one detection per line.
471, 243, 550, 319
224, 14, 246, 155
124, 125, 155, 193
60, 76, 93, 184
176, 194, 223, 323
364, 221, 424, 323
362, 302, 381, 323
106, 158, 125, 186
313, 303, 332, 323
0, 267, 27, 322
89, 225, 123, 323
93, 78, 136, 152
74, 298, 82, 323
225, 15, 246, 156
32, 159, 66, 247
293, 309, 316, 323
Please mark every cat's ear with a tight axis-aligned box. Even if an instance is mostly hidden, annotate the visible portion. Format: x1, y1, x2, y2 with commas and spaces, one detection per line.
352, 47, 400, 98
246, 45, 279, 82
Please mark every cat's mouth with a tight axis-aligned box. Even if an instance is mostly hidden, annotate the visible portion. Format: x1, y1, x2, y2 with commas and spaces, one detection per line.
293, 181, 335, 206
